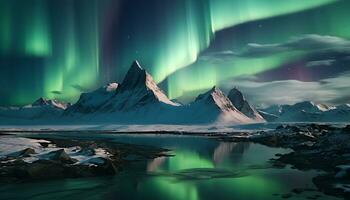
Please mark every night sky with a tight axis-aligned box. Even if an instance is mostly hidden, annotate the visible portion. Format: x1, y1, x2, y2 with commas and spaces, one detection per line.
0, 0, 349, 107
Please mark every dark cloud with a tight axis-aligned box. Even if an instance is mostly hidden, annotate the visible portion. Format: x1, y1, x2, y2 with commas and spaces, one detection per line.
220, 72, 350, 107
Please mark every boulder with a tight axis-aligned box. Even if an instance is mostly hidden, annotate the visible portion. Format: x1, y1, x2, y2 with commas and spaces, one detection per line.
26, 160, 66, 180
46, 149, 77, 164
8, 148, 35, 158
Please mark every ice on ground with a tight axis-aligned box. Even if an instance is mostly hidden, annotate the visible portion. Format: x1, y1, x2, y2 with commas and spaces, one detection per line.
0, 136, 111, 166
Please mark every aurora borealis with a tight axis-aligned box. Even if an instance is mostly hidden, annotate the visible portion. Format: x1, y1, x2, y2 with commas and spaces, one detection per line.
1, 0, 349, 106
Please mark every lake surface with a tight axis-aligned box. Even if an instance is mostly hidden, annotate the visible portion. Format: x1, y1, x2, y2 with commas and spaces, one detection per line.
0, 133, 341, 200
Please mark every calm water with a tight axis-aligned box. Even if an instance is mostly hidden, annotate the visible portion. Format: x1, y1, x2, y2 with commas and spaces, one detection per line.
0, 133, 340, 200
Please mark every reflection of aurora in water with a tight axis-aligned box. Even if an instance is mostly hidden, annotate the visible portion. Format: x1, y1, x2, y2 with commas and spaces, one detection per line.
0, 134, 340, 200
144, 149, 281, 200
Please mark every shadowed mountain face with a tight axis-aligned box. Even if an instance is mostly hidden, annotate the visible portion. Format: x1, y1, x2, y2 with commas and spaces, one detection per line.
100, 61, 179, 112
66, 83, 119, 114
228, 88, 264, 121
192, 86, 253, 124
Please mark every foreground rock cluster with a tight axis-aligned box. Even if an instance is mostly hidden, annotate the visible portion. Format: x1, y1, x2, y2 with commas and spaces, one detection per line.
236, 124, 350, 199
0, 137, 169, 183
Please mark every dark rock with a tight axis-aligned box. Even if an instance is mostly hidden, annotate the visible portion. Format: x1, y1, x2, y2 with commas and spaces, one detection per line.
19, 148, 36, 157
344, 125, 350, 132
90, 157, 119, 175
276, 125, 286, 130
7, 148, 36, 158
26, 160, 67, 180
46, 149, 78, 164
76, 148, 96, 156
39, 142, 50, 148
313, 175, 347, 199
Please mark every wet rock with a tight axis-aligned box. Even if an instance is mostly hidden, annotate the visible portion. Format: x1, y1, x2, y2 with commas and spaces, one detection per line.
250, 124, 350, 199
344, 125, 350, 132
19, 148, 36, 157
0, 136, 169, 183
26, 160, 67, 180
46, 149, 78, 164
8, 148, 35, 158
39, 142, 50, 148
90, 157, 119, 175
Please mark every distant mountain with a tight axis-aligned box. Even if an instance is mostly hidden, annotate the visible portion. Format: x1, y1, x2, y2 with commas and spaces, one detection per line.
66, 83, 118, 114
0, 61, 272, 125
260, 101, 350, 122
0, 98, 68, 120
227, 88, 265, 122
258, 110, 279, 122
187, 86, 253, 124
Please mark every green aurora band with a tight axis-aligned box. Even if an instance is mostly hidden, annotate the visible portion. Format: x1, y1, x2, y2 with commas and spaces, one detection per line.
0, 0, 348, 105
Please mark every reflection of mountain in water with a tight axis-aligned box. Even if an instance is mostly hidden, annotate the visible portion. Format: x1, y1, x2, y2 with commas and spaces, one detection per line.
213, 142, 250, 165
147, 156, 167, 172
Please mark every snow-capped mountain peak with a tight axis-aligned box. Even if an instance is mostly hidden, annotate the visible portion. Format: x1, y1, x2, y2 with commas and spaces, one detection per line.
290, 101, 331, 113
259, 101, 350, 122
119, 60, 147, 91
195, 86, 236, 112
101, 61, 178, 112
118, 61, 177, 106
192, 86, 253, 123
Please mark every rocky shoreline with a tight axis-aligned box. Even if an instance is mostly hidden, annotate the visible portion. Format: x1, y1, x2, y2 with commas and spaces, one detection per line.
1, 124, 350, 199
0, 136, 170, 183
227, 124, 350, 199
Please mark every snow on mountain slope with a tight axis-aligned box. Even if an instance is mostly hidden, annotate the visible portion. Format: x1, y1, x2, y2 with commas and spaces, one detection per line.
66, 83, 118, 114
260, 101, 350, 122
227, 88, 265, 122
186, 87, 254, 124
0, 98, 67, 120
258, 110, 279, 122
100, 61, 179, 112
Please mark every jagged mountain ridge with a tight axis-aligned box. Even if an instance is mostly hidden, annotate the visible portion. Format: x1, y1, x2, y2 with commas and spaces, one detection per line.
227, 88, 265, 122
66, 83, 119, 114
3, 61, 348, 124
0, 61, 260, 125
100, 61, 179, 112
189, 86, 253, 123
260, 101, 350, 122
0, 98, 68, 120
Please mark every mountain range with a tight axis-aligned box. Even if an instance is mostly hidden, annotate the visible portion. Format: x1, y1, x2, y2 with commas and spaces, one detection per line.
258, 101, 350, 123
0, 61, 263, 125
0, 61, 349, 125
